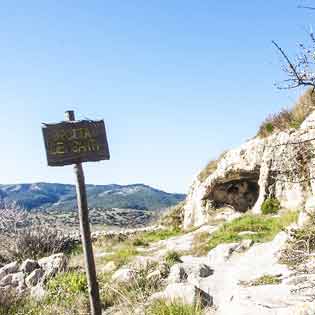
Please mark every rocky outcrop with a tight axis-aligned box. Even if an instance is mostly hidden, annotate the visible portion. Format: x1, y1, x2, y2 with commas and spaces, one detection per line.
184, 112, 315, 229
0, 253, 68, 297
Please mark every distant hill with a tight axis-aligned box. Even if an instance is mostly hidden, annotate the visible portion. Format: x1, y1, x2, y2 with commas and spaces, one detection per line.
0, 183, 186, 212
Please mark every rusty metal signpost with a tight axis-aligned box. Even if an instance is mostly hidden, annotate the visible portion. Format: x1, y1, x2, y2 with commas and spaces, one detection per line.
42, 110, 110, 315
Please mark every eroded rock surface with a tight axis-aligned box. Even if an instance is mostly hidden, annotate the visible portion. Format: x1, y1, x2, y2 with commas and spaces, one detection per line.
184, 112, 315, 229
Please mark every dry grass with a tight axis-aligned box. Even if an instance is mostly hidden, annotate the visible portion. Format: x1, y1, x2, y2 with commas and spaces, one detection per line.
2, 225, 77, 262
197, 151, 228, 183
258, 88, 315, 137
239, 274, 282, 287
279, 219, 315, 269
160, 202, 185, 230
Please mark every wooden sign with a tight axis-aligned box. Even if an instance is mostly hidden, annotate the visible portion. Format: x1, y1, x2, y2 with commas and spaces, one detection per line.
42, 111, 107, 315
42, 120, 110, 166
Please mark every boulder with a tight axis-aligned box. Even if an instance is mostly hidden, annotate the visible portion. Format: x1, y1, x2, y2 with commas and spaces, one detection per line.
208, 243, 239, 267
167, 264, 187, 284
0, 261, 19, 279
10, 272, 25, 287
20, 259, 40, 274
234, 239, 254, 253
30, 284, 46, 300
112, 268, 136, 283
0, 274, 13, 286
26, 269, 44, 287
151, 283, 213, 307
101, 261, 117, 273
183, 263, 213, 278
38, 253, 67, 280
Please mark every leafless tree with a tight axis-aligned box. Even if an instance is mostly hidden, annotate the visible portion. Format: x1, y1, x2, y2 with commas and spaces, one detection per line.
0, 207, 28, 235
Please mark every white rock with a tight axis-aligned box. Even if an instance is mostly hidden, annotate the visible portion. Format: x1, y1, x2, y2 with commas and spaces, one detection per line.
38, 253, 67, 280
238, 231, 257, 236
26, 269, 44, 287
20, 259, 40, 274
151, 283, 213, 307
11, 272, 25, 287
0, 274, 13, 286
183, 115, 315, 229
0, 261, 19, 277
167, 264, 187, 284
234, 239, 254, 252
101, 261, 117, 273
208, 243, 239, 267
30, 284, 46, 300
112, 268, 136, 283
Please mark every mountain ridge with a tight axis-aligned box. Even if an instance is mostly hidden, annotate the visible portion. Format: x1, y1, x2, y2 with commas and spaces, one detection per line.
0, 182, 185, 212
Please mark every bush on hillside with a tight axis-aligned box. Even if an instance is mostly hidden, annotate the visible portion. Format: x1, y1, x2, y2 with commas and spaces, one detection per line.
3, 225, 77, 261
258, 88, 315, 137
261, 197, 280, 215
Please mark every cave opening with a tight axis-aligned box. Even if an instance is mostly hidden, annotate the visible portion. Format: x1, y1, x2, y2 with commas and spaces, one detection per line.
206, 173, 260, 212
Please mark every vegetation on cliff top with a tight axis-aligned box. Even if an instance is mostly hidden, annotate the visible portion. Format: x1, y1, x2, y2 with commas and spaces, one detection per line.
258, 88, 315, 138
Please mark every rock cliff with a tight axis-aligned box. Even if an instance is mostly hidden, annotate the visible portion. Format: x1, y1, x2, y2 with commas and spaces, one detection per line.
184, 111, 315, 229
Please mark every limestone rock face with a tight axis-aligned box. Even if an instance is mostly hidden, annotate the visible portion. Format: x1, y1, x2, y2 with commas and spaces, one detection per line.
151, 283, 213, 307
184, 112, 315, 229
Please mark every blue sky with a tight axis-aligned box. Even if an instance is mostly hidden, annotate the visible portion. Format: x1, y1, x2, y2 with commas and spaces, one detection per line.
0, 1, 313, 193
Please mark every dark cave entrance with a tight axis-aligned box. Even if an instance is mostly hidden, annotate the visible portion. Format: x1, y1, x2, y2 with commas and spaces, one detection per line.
206, 171, 260, 212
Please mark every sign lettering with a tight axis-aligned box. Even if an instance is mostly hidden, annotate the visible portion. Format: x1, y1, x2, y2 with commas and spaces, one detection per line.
42, 120, 110, 166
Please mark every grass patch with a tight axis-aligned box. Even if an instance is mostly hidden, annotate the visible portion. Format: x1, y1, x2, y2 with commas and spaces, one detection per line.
239, 274, 282, 287
261, 197, 280, 215
146, 299, 203, 315
101, 244, 139, 268
140, 228, 182, 243
190, 211, 298, 256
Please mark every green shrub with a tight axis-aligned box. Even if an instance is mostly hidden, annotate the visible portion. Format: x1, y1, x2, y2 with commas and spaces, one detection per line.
132, 238, 149, 247
265, 122, 274, 134
164, 251, 182, 267
261, 198, 280, 215
146, 299, 203, 315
